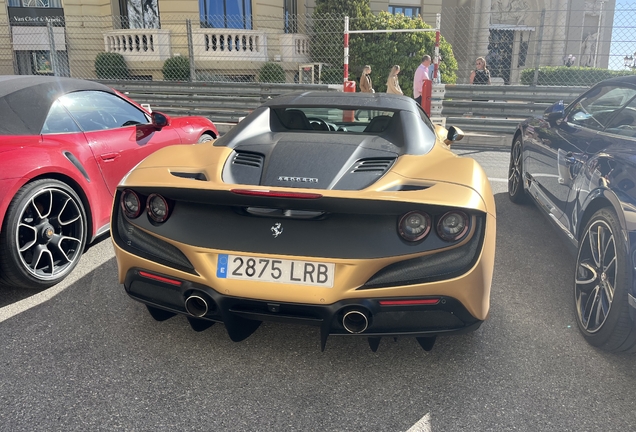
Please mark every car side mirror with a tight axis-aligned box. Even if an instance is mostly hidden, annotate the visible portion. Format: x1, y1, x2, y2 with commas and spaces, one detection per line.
151, 111, 170, 129
545, 111, 564, 122
444, 126, 464, 145
543, 101, 565, 124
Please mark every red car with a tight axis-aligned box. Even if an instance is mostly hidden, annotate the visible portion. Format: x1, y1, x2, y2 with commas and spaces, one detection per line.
0, 75, 218, 290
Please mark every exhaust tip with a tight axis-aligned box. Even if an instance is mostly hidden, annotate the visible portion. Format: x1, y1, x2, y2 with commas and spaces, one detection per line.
185, 295, 209, 317
342, 309, 370, 334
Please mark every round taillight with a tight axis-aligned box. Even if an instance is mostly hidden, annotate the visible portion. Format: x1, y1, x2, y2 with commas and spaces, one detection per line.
147, 194, 169, 223
121, 189, 142, 218
398, 211, 431, 242
437, 211, 469, 241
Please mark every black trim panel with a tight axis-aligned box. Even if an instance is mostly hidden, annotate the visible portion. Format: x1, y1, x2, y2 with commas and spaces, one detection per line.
119, 187, 485, 260
124, 268, 483, 338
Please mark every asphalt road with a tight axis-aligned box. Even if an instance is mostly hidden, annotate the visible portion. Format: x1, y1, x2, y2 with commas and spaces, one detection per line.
1, 145, 635, 431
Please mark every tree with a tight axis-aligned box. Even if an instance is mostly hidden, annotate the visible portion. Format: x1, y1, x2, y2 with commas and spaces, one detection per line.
351, 12, 457, 96
314, 0, 372, 17
311, 0, 373, 78
311, 6, 457, 93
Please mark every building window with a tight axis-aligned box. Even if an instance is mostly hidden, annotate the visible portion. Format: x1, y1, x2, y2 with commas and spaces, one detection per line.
284, 0, 297, 34
200, 0, 252, 29
119, 0, 160, 29
388, 6, 420, 17
9, 0, 62, 7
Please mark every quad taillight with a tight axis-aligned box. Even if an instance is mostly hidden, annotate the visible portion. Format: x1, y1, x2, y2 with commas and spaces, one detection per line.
437, 211, 469, 241
398, 211, 431, 242
120, 190, 171, 224
398, 210, 470, 242
147, 193, 169, 223
121, 189, 142, 219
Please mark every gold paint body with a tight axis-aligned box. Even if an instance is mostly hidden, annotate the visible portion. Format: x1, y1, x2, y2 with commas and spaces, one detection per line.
113, 134, 496, 321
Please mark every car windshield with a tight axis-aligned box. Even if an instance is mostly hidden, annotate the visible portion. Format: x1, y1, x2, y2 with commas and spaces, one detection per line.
272, 107, 397, 133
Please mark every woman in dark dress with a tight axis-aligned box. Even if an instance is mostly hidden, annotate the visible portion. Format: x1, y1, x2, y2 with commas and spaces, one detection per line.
469, 57, 491, 85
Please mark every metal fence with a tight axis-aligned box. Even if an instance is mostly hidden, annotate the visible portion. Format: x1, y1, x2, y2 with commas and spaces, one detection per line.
440, 3, 636, 87
5, 5, 636, 87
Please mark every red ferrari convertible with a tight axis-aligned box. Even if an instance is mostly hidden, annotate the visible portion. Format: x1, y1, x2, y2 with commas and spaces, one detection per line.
0, 75, 218, 290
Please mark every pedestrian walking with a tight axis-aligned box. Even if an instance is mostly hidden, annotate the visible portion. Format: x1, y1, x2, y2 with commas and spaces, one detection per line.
386, 65, 403, 95
356, 65, 374, 120
413, 55, 431, 106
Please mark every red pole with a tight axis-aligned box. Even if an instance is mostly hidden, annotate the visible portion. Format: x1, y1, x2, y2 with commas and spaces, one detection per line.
433, 14, 441, 82
434, 29, 440, 82
422, 80, 432, 116
344, 16, 349, 82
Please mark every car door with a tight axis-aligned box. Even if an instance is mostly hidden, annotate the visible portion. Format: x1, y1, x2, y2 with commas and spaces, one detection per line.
60, 90, 182, 195
565, 86, 636, 230
531, 85, 635, 229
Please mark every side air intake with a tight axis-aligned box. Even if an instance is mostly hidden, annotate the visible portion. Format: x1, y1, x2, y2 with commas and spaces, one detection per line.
352, 158, 395, 174
233, 151, 264, 168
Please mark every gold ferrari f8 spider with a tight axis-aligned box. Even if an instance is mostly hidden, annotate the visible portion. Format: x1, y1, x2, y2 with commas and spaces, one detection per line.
112, 91, 496, 352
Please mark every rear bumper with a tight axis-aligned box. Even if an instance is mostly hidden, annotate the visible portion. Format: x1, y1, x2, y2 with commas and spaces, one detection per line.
124, 267, 483, 347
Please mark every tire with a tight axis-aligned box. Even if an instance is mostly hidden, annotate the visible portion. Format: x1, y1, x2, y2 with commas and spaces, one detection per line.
508, 136, 527, 204
0, 179, 87, 289
574, 208, 636, 352
198, 133, 214, 143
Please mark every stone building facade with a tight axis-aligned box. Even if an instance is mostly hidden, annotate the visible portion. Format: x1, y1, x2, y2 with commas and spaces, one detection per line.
0, 0, 615, 83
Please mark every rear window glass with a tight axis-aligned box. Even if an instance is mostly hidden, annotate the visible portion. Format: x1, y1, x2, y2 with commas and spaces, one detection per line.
272, 107, 396, 133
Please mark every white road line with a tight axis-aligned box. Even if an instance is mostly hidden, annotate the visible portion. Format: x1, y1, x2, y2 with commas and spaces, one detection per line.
406, 413, 432, 432
0, 241, 114, 323
489, 177, 508, 183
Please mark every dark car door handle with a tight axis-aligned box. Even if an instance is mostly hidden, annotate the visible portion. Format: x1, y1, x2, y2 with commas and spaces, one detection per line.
100, 152, 121, 162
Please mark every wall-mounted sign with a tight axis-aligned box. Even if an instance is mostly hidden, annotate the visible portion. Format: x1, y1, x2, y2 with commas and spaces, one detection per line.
8, 7, 65, 27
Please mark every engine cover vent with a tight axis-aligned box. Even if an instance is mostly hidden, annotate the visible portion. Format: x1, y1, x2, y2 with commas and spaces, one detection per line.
352, 158, 396, 174
233, 151, 264, 168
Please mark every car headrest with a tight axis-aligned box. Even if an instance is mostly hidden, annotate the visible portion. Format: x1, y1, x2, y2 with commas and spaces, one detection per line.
363, 115, 392, 133
282, 109, 312, 130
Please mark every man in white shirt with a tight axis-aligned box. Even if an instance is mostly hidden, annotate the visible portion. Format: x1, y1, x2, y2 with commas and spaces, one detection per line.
413, 55, 431, 106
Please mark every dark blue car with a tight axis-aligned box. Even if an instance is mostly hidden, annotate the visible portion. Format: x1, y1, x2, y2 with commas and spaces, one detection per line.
508, 76, 636, 352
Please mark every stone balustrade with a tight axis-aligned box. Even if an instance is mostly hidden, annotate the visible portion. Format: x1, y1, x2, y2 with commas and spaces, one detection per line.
104, 29, 171, 62
192, 29, 267, 62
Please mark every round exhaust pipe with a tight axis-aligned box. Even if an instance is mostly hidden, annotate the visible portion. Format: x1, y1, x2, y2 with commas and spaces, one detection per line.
342, 309, 370, 334
185, 295, 209, 317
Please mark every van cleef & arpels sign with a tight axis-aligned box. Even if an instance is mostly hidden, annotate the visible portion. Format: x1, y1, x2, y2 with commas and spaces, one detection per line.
8, 7, 65, 27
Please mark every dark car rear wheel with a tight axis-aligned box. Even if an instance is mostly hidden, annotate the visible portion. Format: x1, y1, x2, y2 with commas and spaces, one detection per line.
0, 179, 87, 289
575, 208, 636, 352
508, 136, 527, 204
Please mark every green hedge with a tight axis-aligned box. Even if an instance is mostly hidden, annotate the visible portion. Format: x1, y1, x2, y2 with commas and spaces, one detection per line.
162, 56, 191, 81
95, 52, 129, 79
520, 66, 636, 86
258, 62, 286, 83
320, 67, 344, 85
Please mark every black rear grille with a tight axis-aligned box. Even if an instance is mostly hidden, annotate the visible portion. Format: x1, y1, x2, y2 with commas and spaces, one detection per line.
233, 151, 264, 168
352, 158, 395, 173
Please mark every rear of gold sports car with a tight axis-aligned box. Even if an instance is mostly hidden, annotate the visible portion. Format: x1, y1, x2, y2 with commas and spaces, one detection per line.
112, 139, 496, 351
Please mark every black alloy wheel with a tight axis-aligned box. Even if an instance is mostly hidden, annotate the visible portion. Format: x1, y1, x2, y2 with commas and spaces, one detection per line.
508, 137, 527, 203
0, 179, 87, 289
574, 208, 636, 352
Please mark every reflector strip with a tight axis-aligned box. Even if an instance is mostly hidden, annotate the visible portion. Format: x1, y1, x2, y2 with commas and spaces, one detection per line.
379, 299, 440, 306
231, 189, 322, 199
139, 271, 182, 286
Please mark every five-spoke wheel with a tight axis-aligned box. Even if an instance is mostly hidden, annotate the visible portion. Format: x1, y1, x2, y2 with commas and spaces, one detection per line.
0, 179, 87, 289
